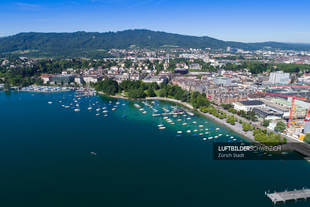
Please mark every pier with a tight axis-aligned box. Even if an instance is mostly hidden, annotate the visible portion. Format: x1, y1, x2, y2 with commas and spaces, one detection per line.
266, 188, 310, 204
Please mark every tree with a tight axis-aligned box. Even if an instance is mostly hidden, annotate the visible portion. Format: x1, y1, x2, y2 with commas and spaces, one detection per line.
262, 120, 270, 127
274, 121, 286, 133
304, 134, 310, 144
147, 88, 156, 97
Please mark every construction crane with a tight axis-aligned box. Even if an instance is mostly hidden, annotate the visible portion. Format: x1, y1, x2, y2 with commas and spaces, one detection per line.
304, 106, 310, 134
257, 91, 308, 140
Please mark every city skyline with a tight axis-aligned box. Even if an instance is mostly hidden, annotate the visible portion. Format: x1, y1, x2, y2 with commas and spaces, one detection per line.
1, 0, 310, 43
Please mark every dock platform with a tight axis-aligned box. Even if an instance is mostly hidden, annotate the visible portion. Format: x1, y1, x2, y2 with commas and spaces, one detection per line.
266, 188, 310, 204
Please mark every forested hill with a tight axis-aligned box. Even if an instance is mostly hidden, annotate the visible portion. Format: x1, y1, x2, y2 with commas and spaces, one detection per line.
0, 29, 310, 57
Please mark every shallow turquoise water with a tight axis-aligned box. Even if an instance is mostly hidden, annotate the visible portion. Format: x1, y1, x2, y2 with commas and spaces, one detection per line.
0, 91, 310, 207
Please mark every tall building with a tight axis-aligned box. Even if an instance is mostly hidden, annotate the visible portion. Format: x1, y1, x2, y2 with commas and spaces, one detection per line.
268, 71, 290, 84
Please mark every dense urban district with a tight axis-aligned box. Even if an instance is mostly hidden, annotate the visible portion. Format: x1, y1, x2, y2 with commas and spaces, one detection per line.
1, 46, 310, 146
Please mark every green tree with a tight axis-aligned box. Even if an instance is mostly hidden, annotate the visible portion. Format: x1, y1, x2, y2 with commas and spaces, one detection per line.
304, 134, 310, 144
262, 120, 270, 127
274, 121, 286, 133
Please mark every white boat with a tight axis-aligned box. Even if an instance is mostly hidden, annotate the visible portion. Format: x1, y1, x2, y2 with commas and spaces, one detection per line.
90, 152, 97, 156
96, 113, 100, 116
152, 114, 160, 117
158, 124, 164, 127
186, 130, 191, 133
215, 136, 218, 139
177, 119, 182, 122
134, 104, 141, 108
192, 121, 197, 124
186, 117, 191, 120
112, 108, 116, 111
199, 125, 204, 128
193, 129, 198, 132
182, 123, 187, 126
216, 128, 220, 131
139, 108, 144, 111
102, 110, 108, 113
199, 133, 203, 136
202, 138, 207, 141
96, 108, 100, 111
208, 137, 213, 140
88, 107, 92, 110
163, 116, 168, 120
142, 111, 147, 114
159, 126, 166, 130
74, 109, 80, 112
48, 101, 53, 104
177, 131, 182, 134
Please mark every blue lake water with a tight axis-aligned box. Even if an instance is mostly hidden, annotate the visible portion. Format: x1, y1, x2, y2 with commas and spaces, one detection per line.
0, 91, 310, 207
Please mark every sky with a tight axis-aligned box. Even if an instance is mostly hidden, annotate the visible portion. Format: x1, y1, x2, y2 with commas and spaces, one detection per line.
1, 0, 310, 43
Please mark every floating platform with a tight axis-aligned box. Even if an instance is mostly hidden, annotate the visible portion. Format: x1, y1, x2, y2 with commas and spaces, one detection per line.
266, 188, 310, 204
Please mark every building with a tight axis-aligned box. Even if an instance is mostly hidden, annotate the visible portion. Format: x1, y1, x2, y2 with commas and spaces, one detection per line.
189, 64, 201, 70
174, 68, 188, 74
268, 71, 290, 84
142, 76, 168, 85
40, 74, 53, 84
83, 75, 102, 84
213, 77, 233, 86
233, 100, 265, 112
50, 74, 74, 85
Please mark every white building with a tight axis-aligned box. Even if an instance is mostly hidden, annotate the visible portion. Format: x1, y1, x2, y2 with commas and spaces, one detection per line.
268, 71, 290, 84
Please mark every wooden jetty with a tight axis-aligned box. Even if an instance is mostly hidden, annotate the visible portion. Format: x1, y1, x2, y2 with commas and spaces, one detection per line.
266, 188, 310, 204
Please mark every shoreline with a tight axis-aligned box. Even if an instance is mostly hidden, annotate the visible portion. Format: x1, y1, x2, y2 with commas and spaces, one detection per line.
98, 92, 255, 142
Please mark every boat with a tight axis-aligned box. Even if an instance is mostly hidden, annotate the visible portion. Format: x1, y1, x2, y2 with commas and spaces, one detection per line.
142, 111, 147, 114
186, 111, 194, 116
208, 137, 213, 140
215, 136, 218, 139
182, 123, 187, 126
177, 119, 182, 121
186, 130, 191, 133
48, 101, 53, 104
88, 107, 92, 110
199, 133, 203, 136
96, 113, 100, 116
90, 152, 97, 156
202, 138, 207, 141
74, 109, 80, 112
112, 108, 116, 111
192, 121, 197, 124
163, 116, 168, 120
159, 126, 166, 130
158, 124, 164, 127
96, 108, 100, 111
193, 129, 198, 132
152, 114, 160, 117
186, 117, 191, 120
216, 128, 220, 131
134, 103, 141, 108
139, 108, 144, 111
177, 131, 182, 134
199, 125, 204, 128
102, 110, 108, 113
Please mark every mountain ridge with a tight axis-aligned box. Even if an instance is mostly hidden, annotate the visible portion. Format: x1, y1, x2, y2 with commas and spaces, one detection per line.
1, 29, 310, 57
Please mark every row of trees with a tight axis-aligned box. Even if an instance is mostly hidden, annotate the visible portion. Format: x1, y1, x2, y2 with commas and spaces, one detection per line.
94, 79, 211, 109
223, 62, 310, 74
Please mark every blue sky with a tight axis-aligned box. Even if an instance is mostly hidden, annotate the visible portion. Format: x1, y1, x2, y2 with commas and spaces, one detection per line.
1, 0, 310, 43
